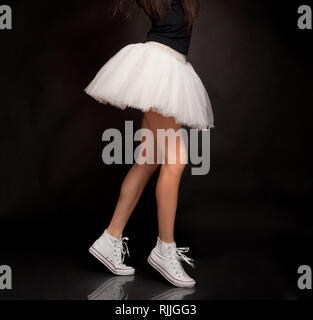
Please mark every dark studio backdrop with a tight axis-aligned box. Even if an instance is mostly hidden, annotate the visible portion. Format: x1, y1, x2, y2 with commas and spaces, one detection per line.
0, 0, 312, 300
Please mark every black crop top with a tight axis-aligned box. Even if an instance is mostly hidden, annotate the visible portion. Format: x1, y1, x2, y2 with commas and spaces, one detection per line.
138, 0, 192, 55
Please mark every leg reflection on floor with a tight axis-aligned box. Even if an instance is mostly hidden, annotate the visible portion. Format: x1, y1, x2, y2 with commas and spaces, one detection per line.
87, 275, 196, 300
150, 288, 196, 300
88, 276, 135, 300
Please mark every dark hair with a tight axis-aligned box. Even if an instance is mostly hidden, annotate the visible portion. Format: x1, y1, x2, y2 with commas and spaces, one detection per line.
114, 0, 200, 29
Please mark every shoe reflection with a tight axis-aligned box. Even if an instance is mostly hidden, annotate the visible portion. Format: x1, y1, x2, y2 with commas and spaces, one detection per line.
150, 287, 196, 300
88, 276, 135, 300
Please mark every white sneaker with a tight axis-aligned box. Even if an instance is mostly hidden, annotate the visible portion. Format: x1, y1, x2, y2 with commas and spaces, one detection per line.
89, 229, 135, 276
148, 237, 196, 288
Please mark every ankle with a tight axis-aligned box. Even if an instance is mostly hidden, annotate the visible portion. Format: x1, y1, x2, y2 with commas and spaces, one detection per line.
158, 235, 175, 244
106, 226, 122, 239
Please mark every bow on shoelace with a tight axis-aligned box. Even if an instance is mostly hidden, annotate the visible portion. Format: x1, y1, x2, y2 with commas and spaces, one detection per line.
116, 237, 130, 263
176, 247, 195, 268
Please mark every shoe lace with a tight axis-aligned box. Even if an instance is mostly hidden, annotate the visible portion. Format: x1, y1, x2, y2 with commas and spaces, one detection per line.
176, 247, 195, 268
168, 247, 195, 274
114, 237, 130, 266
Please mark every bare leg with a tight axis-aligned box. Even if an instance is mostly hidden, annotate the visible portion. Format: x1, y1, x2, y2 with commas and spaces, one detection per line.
144, 111, 187, 244
107, 115, 159, 238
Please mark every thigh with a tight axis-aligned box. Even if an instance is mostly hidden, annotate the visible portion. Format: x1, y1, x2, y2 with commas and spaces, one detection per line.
143, 111, 187, 165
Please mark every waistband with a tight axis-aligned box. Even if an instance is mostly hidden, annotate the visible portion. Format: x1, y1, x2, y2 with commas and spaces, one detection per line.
145, 41, 187, 63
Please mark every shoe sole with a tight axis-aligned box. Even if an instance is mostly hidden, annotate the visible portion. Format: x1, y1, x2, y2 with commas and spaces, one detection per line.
89, 246, 135, 276
147, 254, 195, 288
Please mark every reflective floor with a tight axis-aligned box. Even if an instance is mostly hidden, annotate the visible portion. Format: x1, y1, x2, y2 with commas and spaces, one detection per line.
0, 241, 311, 300
1, 202, 312, 301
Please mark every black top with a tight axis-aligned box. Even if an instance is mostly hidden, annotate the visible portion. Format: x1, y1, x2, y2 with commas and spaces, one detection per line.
138, 0, 192, 55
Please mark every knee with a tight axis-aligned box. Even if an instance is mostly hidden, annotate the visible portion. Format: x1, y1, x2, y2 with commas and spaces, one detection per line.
136, 162, 160, 174
162, 162, 186, 177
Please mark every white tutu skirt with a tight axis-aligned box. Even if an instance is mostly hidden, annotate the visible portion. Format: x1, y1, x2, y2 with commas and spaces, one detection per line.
85, 41, 214, 129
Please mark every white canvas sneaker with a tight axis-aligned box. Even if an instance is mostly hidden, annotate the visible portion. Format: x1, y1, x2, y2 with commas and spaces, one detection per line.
148, 237, 196, 288
89, 229, 135, 276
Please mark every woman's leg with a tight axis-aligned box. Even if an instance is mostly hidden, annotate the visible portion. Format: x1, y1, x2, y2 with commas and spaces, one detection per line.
145, 111, 195, 288
144, 111, 187, 244
107, 115, 159, 238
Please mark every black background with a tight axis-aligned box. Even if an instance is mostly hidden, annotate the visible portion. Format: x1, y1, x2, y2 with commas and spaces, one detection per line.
0, 0, 312, 300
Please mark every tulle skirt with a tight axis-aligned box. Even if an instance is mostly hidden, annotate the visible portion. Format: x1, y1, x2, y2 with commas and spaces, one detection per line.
85, 41, 214, 130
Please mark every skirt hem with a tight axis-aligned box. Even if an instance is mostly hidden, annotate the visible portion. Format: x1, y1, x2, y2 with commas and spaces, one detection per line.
84, 89, 215, 130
